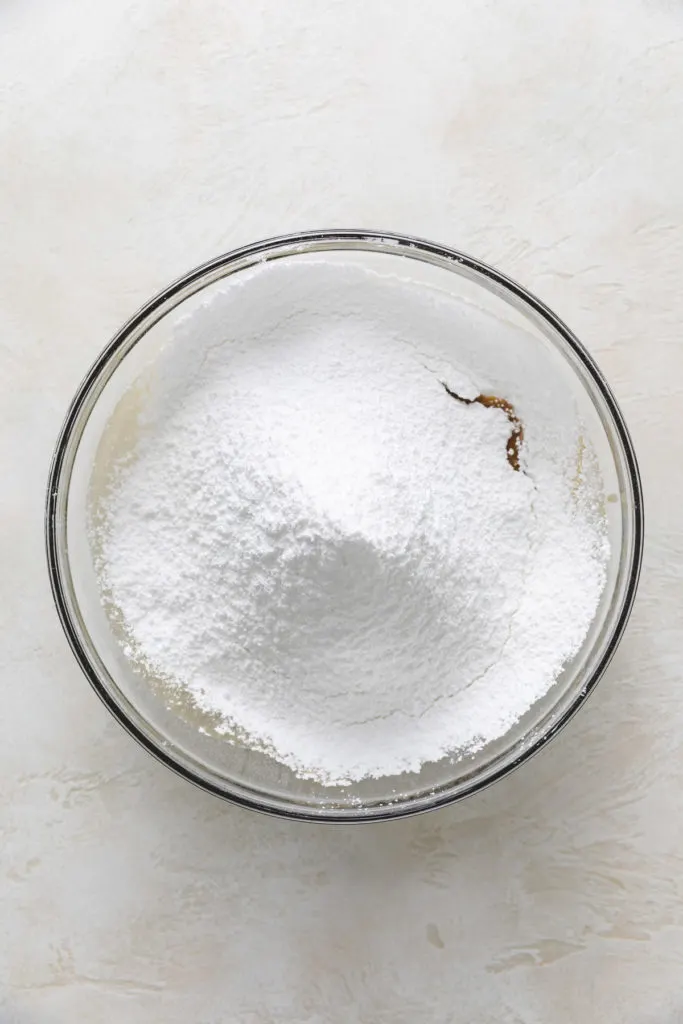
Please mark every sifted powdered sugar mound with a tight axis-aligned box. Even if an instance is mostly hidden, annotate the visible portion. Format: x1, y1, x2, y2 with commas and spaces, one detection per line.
91, 259, 608, 785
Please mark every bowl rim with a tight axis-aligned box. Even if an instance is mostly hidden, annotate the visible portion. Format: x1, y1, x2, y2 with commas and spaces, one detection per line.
45, 228, 644, 822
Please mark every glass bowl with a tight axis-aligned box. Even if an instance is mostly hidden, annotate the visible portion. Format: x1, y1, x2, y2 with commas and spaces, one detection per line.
45, 230, 643, 822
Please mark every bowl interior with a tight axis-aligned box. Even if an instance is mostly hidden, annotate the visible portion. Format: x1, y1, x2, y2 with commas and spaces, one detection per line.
49, 235, 641, 820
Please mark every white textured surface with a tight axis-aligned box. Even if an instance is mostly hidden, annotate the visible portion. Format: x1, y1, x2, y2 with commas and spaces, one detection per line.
0, 1, 679, 1020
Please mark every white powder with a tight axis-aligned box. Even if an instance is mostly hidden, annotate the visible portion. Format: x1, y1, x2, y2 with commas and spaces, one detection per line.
92, 259, 608, 785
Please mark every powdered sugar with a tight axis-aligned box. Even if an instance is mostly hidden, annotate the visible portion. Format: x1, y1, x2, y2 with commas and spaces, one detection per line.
91, 258, 608, 785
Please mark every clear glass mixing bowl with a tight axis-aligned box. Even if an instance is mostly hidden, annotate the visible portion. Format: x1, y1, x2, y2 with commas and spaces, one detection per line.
45, 230, 643, 821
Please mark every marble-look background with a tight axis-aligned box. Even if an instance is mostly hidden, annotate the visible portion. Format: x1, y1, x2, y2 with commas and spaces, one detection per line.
1, 1, 681, 1020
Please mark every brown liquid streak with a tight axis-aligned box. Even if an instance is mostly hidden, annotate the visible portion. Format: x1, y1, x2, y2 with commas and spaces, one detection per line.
441, 383, 524, 472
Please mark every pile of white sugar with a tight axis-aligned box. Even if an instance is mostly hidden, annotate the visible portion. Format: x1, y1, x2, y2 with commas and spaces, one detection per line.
91, 259, 608, 785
